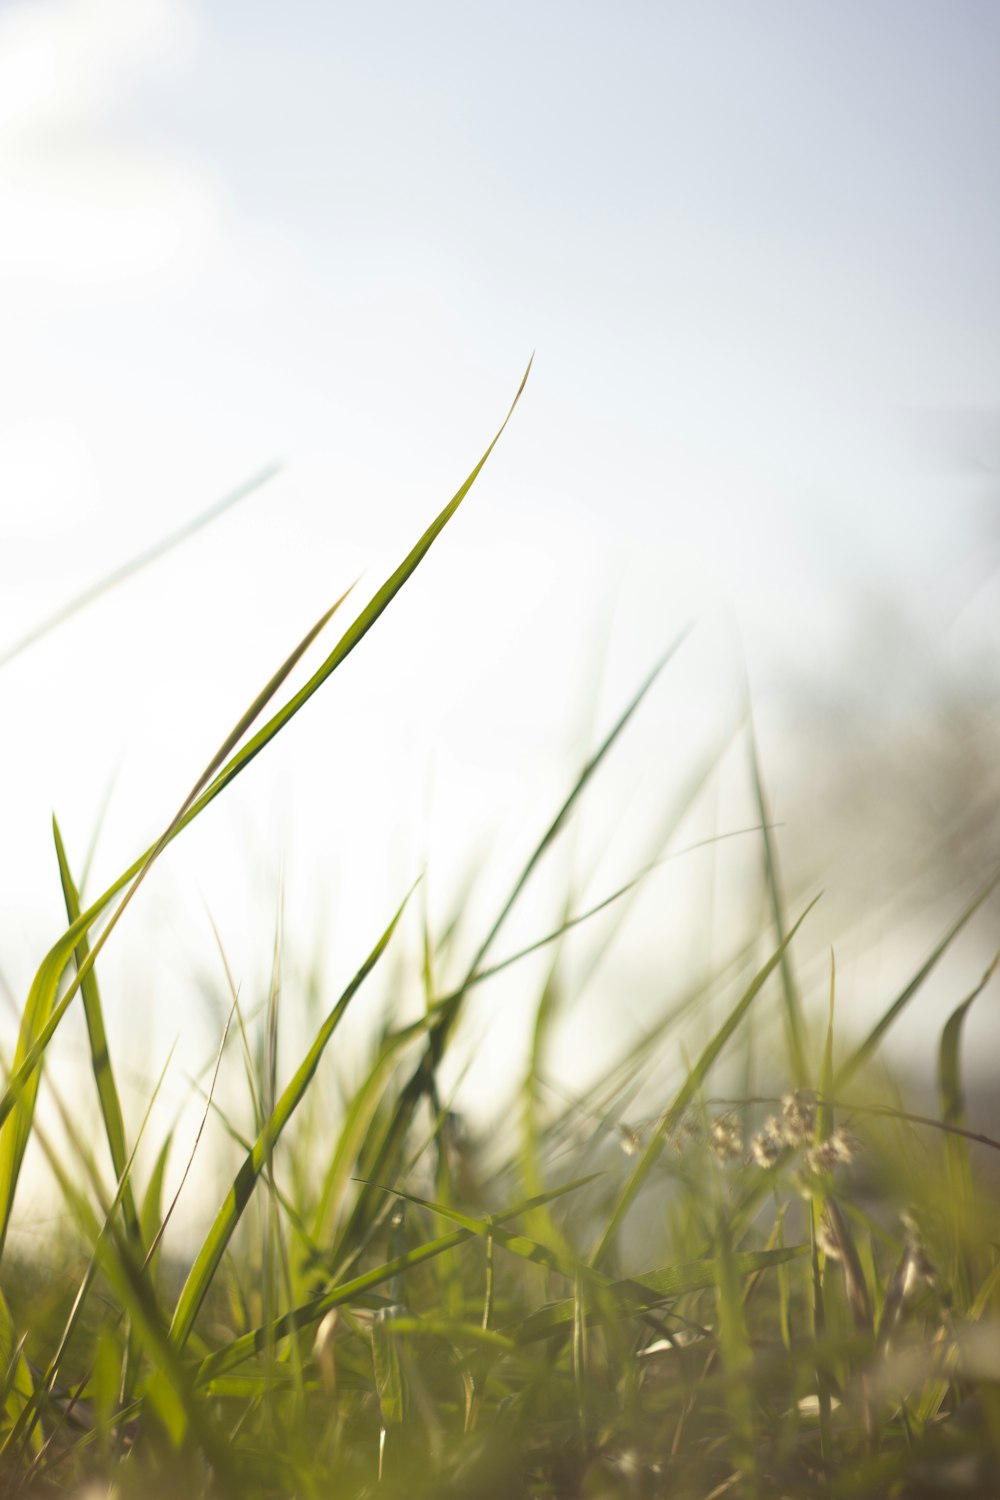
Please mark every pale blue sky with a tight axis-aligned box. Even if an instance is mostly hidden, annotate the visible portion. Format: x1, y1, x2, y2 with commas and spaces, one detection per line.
2, 0, 999, 1116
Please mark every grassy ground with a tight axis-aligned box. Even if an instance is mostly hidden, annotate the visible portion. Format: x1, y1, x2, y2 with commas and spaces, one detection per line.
1, 373, 999, 1498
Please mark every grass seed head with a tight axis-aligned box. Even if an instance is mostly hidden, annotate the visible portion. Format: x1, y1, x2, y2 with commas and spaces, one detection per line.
751, 1116, 783, 1168
709, 1114, 743, 1161
780, 1089, 816, 1144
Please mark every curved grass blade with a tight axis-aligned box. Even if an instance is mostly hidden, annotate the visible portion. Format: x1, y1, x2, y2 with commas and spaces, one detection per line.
0, 463, 281, 672
938, 949, 1000, 1127
169, 892, 412, 1349
591, 895, 821, 1268
938, 948, 1000, 1305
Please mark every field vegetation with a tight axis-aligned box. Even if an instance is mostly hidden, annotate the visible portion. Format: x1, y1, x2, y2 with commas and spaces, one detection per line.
1, 372, 999, 1499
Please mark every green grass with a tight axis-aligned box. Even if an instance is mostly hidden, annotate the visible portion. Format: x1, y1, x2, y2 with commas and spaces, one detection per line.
2, 369, 1000, 1498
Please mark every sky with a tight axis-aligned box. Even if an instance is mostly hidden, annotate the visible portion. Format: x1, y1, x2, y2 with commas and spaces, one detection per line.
2, 0, 1000, 1149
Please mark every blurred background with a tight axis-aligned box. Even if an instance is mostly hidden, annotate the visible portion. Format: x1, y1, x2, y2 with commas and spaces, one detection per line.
1, 0, 999, 1221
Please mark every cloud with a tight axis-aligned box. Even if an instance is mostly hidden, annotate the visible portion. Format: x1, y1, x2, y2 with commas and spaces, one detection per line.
0, 0, 198, 136
0, 0, 217, 289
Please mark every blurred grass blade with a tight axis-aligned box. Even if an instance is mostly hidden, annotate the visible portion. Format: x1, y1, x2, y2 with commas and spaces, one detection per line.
592, 895, 820, 1267
509, 1247, 805, 1343
371, 1307, 407, 1428
818, 949, 836, 1140
746, 707, 808, 1084
0, 463, 281, 672
170, 893, 412, 1348
466, 628, 693, 986
838, 869, 1000, 1088
53, 816, 141, 1245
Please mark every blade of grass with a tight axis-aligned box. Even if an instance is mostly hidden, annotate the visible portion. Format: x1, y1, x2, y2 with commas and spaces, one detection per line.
938, 949, 1000, 1129
938, 949, 999, 1307
53, 816, 141, 1246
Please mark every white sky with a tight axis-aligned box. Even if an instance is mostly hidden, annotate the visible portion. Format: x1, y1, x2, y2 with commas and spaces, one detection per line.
2, 0, 1000, 1162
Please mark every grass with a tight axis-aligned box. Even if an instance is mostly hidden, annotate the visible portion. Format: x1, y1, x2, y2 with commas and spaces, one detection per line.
1, 367, 1000, 1498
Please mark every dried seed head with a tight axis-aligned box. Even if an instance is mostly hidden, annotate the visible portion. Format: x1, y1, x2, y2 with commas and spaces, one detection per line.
709, 1114, 743, 1162
805, 1132, 854, 1175
780, 1090, 816, 1145
751, 1118, 783, 1168
829, 1125, 858, 1164
618, 1125, 643, 1157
